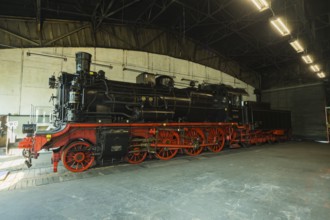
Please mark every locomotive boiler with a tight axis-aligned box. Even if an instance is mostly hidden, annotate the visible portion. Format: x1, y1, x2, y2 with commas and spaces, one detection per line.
49, 52, 242, 125
19, 52, 291, 173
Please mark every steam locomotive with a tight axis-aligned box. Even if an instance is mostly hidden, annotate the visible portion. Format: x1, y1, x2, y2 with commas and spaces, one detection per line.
19, 52, 291, 173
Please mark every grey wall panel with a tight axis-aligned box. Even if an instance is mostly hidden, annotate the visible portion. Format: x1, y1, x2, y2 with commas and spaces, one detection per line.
262, 83, 327, 140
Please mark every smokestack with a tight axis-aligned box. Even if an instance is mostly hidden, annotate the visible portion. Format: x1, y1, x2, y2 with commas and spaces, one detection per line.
75, 52, 92, 74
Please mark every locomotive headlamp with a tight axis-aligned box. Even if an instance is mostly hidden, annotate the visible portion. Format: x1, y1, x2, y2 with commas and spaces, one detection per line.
46, 134, 52, 141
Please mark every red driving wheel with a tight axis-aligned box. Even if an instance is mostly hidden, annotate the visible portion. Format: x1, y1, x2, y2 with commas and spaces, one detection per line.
61, 141, 95, 172
126, 137, 148, 164
207, 128, 225, 153
183, 128, 204, 156
155, 130, 179, 160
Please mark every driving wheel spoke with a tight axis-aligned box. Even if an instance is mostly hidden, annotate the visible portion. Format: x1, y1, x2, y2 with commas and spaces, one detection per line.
155, 131, 179, 160
183, 128, 204, 156
207, 128, 225, 153
126, 137, 147, 164
62, 141, 95, 172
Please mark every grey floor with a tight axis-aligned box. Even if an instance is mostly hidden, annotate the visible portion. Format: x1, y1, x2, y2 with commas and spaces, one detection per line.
0, 141, 330, 220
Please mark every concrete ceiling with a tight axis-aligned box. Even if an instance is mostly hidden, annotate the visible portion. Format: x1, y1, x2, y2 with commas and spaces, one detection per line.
0, 0, 329, 89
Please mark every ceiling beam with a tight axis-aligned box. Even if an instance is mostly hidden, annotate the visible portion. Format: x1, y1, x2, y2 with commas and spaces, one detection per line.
184, 0, 234, 32
141, 30, 166, 49
135, 0, 158, 22
106, 0, 141, 18
207, 18, 265, 45
174, 0, 220, 24
44, 24, 90, 46
253, 56, 298, 70
0, 26, 39, 46
35, 0, 42, 45
149, 0, 175, 24
215, 7, 290, 73
226, 38, 288, 57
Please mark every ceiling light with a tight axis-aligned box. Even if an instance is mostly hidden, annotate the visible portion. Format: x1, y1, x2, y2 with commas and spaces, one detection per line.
317, 72, 325, 78
289, 39, 304, 53
250, 0, 269, 11
270, 17, 290, 36
310, 65, 320, 72
301, 55, 313, 64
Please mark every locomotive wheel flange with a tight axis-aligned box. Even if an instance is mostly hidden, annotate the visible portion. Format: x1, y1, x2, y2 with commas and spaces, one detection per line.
155, 131, 179, 160
61, 141, 95, 172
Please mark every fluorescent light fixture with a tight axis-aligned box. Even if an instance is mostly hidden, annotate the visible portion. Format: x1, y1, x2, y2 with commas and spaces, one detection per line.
289, 40, 304, 53
302, 55, 313, 64
250, 0, 269, 11
270, 17, 290, 36
317, 72, 325, 78
310, 65, 320, 72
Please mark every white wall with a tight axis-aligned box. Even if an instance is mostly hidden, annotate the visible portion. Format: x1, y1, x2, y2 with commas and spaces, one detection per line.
0, 47, 256, 115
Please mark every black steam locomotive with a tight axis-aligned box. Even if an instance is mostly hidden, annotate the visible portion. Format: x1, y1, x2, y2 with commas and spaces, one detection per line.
19, 52, 291, 173
49, 52, 248, 125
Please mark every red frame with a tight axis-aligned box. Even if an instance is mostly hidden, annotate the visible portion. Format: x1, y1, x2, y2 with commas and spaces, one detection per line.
18, 122, 290, 172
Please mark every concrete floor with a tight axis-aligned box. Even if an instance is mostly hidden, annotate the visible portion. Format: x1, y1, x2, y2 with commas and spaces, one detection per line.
0, 141, 329, 220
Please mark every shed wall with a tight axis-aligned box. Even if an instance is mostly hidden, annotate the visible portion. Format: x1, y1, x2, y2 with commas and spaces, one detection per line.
262, 84, 327, 140
0, 47, 256, 115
